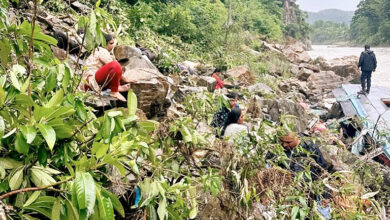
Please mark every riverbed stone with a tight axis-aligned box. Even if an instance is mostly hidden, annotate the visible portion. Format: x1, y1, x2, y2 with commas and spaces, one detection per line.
225, 65, 255, 86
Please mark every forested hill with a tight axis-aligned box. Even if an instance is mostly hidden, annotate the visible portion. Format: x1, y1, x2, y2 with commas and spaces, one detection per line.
306, 9, 354, 24
351, 0, 390, 45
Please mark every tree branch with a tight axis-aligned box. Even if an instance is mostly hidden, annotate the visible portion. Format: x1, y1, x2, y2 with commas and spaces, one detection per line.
0, 177, 72, 201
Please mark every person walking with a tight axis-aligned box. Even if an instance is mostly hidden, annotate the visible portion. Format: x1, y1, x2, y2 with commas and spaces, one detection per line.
358, 45, 377, 94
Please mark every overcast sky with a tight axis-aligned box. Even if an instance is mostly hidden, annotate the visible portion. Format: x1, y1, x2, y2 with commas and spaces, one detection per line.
296, 0, 361, 12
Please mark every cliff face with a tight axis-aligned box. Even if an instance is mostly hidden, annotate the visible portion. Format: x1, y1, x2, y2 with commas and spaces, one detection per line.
282, 0, 298, 24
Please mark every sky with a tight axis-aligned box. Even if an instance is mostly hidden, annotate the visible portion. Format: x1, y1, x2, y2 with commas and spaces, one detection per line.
295, 0, 361, 12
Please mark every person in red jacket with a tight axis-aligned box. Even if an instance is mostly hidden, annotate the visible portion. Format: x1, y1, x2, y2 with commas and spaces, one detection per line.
212, 68, 225, 89
80, 34, 130, 101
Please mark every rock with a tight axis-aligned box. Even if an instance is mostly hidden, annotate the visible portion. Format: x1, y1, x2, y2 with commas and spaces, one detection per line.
319, 56, 360, 83
284, 49, 311, 64
299, 63, 320, 73
197, 76, 217, 92
70, 1, 90, 14
247, 83, 274, 95
225, 65, 255, 86
172, 86, 207, 103
307, 71, 344, 93
279, 78, 310, 97
50, 46, 67, 61
249, 97, 309, 132
114, 46, 170, 118
282, 39, 312, 64
247, 95, 263, 119
177, 61, 199, 74
297, 68, 314, 81
260, 41, 282, 54
319, 145, 349, 171
290, 64, 300, 75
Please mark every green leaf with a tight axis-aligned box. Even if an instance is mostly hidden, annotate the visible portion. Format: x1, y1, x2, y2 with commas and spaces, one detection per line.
101, 114, 111, 139
15, 94, 34, 107
62, 65, 71, 90
46, 106, 76, 121
24, 191, 41, 207
157, 198, 167, 220
129, 160, 139, 175
95, 0, 101, 8
30, 167, 56, 187
20, 76, 31, 94
74, 172, 96, 216
97, 190, 114, 220
0, 85, 5, 106
0, 38, 11, 68
76, 99, 87, 122
45, 70, 57, 92
291, 206, 299, 220
46, 89, 64, 107
10, 70, 21, 90
138, 120, 159, 132
34, 32, 58, 45
9, 167, 23, 190
147, 205, 158, 220
15, 132, 29, 154
0, 116, 4, 138
66, 199, 79, 220
127, 90, 137, 116
37, 124, 56, 150
189, 206, 198, 219
20, 126, 37, 144
51, 199, 61, 220
0, 158, 22, 169
362, 191, 379, 199
101, 188, 125, 218
91, 142, 108, 159
53, 124, 74, 139
38, 146, 48, 166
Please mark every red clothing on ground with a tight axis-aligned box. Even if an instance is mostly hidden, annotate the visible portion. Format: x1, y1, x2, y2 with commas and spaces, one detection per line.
212, 73, 224, 89
85, 60, 122, 92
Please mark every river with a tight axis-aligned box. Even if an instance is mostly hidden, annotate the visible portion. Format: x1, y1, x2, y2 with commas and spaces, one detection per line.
308, 45, 390, 87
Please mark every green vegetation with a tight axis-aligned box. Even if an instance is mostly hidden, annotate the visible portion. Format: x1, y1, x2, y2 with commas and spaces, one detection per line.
350, 0, 390, 45
307, 9, 354, 25
310, 20, 350, 45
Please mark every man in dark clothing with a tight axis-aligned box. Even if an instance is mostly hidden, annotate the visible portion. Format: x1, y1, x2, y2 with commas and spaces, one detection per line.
358, 45, 377, 94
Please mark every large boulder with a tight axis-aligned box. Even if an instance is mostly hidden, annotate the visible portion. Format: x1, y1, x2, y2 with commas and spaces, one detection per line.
299, 63, 320, 73
172, 86, 208, 103
247, 96, 309, 133
225, 66, 255, 86
297, 68, 314, 81
247, 83, 274, 95
114, 46, 170, 118
319, 56, 360, 83
279, 78, 310, 97
307, 70, 344, 93
260, 40, 282, 54
197, 76, 217, 92
282, 40, 312, 64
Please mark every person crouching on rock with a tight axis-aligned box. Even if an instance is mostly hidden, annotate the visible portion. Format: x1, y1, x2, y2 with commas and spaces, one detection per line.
223, 108, 248, 138
211, 93, 239, 136
80, 33, 130, 102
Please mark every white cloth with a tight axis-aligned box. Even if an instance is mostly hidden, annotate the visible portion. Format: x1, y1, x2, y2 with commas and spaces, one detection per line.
224, 123, 248, 139
80, 47, 114, 91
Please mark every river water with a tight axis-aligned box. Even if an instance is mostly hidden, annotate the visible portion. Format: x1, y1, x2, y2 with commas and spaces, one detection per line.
308, 45, 390, 87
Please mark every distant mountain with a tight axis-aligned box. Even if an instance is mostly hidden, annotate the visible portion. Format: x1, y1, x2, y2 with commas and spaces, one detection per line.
306, 9, 355, 24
